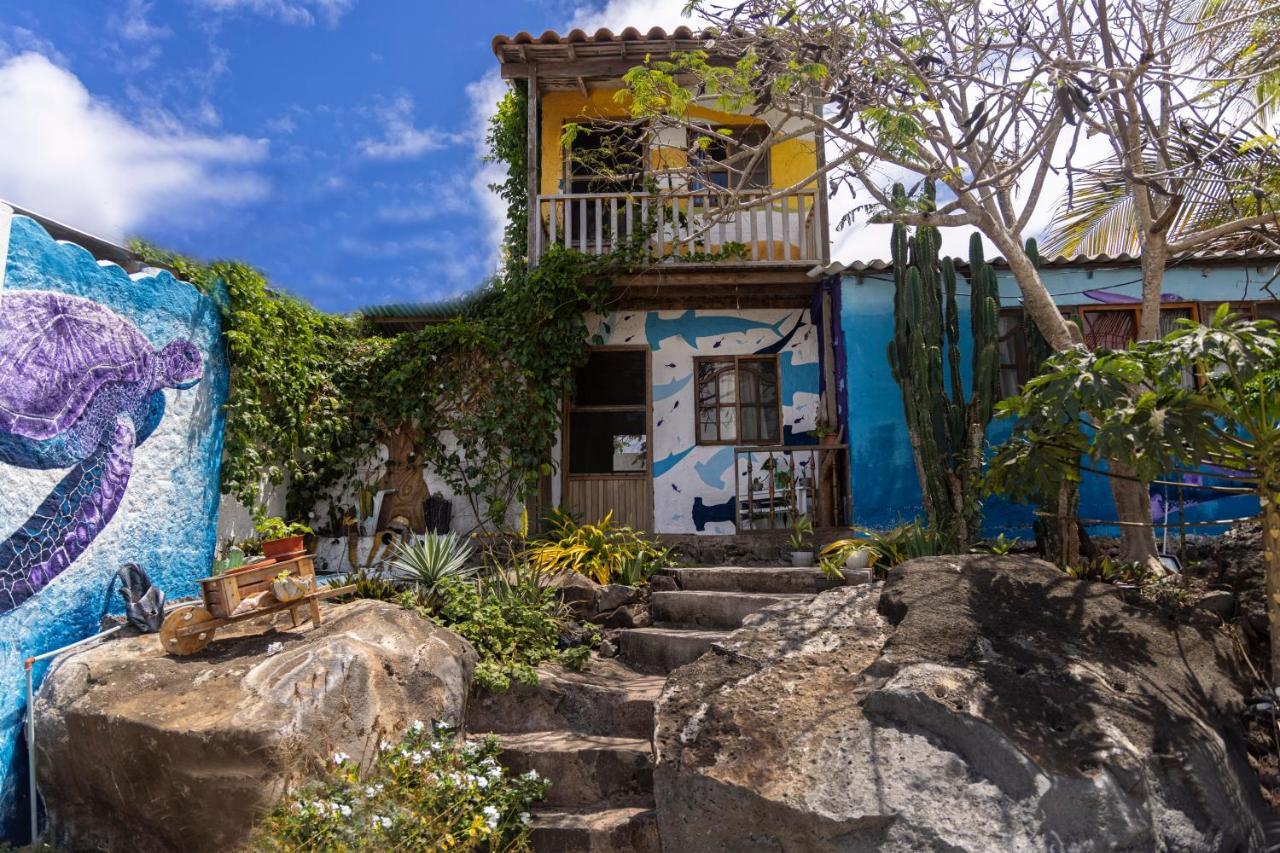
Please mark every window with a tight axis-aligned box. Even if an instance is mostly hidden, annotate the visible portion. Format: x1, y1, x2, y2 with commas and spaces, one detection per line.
695, 355, 780, 445
1255, 301, 1280, 323
1079, 307, 1139, 350
565, 125, 645, 194
997, 309, 1030, 397
689, 125, 771, 191
566, 349, 648, 475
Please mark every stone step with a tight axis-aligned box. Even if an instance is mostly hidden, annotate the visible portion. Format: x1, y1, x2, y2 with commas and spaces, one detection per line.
618, 627, 729, 674
662, 565, 845, 594
468, 658, 664, 739
530, 805, 661, 853
496, 731, 653, 808
650, 590, 810, 629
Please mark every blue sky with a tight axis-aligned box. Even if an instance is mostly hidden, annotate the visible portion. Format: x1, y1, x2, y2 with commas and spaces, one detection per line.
0, 0, 692, 312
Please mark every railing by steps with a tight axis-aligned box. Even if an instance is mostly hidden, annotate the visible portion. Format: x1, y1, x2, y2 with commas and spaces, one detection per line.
733, 443, 850, 532
533, 189, 823, 265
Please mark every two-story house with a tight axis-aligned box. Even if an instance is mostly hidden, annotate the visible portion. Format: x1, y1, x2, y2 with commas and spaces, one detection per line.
491, 26, 847, 539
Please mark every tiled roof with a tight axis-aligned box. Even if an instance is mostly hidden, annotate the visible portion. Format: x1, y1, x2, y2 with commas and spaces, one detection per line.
491, 26, 707, 55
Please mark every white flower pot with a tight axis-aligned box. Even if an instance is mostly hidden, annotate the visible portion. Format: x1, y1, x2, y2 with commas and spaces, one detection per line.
845, 549, 873, 571
790, 551, 815, 567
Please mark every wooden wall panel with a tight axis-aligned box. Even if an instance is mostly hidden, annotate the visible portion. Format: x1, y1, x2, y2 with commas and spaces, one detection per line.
565, 478, 651, 532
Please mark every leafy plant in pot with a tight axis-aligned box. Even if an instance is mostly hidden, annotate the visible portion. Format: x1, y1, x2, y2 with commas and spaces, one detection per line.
255, 517, 313, 559
787, 515, 815, 567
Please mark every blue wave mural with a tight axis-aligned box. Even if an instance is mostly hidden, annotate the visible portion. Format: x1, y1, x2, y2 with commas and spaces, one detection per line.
0, 212, 228, 838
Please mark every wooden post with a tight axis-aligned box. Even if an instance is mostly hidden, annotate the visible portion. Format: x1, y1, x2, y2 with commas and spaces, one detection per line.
1264, 486, 1280, 685
525, 69, 539, 264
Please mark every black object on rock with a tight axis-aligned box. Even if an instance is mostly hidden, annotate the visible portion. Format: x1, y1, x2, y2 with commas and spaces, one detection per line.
113, 563, 165, 633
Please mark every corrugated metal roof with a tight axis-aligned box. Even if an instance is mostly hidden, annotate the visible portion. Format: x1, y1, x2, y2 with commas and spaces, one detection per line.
841, 247, 1280, 273
358, 290, 489, 333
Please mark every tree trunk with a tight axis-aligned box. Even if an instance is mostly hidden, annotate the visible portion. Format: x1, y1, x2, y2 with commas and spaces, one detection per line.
376, 422, 429, 533
1109, 462, 1161, 571
1265, 489, 1280, 685
984, 224, 1082, 351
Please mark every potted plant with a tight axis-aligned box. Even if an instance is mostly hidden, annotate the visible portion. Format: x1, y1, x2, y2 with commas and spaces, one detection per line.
271, 568, 312, 603
814, 416, 840, 447
254, 517, 313, 560
787, 515, 815, 567
819, 536, 877, 583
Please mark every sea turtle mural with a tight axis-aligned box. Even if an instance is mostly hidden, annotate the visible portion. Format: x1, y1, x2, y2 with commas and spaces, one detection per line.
0, 289, 203, 613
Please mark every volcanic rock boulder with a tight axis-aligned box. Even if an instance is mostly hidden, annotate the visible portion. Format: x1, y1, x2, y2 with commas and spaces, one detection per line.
34, 599, 476, 853
654, 555, 1266, 852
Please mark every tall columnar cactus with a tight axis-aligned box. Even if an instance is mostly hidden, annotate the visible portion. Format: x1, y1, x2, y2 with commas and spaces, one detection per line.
887, 183, 1000, 545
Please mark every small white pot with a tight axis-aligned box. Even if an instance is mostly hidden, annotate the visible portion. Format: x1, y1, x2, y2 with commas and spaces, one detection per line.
790, 551, 815, 567
272, 575, 311, 603
845, 549, 873, 571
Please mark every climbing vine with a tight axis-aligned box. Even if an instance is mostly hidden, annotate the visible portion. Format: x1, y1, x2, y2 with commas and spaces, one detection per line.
133, 86, 634, 530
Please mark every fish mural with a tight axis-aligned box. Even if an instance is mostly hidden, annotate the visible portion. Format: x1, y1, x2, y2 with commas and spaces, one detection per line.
692, 496, 736, 531
645, 310, 794, 350
0, 291, 203, 613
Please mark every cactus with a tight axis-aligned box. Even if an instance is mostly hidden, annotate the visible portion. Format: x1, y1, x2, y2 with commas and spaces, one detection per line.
886, 182, 1001, 545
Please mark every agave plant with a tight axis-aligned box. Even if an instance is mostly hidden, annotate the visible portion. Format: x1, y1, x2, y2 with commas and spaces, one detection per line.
387, 532, 476, 600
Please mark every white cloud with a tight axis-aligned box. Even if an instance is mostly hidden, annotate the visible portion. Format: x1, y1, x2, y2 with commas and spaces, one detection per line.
192, 0, 356, 27
357, 96, 459, 160
0, 52, 268, 239
569, 0, 692, 32
466, 71, 511, 271
113, 0, 173, 41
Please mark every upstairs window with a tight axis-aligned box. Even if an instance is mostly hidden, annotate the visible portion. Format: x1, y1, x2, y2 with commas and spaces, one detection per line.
695, 355, 781, 445
565, 125, 645, 194
689, 125, 771, 191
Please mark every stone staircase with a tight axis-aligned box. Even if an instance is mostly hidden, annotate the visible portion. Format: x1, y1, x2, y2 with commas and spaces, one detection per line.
467, 565, 843, 852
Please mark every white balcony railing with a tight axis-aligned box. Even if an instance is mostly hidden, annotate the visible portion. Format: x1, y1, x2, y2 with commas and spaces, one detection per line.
532, 189, 823, 265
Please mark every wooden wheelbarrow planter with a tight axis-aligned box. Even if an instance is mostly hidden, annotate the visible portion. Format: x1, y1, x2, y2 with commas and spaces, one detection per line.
159, 554, 355, 655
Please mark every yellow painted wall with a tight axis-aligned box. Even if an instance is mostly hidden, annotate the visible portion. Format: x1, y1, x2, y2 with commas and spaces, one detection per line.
538, 88, 817, 196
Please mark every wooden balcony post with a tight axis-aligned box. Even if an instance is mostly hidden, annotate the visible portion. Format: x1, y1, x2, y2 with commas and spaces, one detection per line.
525, 71, 539, 264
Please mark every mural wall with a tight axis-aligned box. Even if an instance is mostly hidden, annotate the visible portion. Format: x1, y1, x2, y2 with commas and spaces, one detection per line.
559, 308, 821, 535
0, 208, 228, 836
840, 260, 1269, 533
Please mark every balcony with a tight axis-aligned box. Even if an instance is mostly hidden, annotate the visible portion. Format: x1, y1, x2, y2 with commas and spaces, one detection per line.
532, 188, 825, 266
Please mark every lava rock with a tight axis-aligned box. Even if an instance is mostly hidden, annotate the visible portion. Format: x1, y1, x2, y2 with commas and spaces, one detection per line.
34, 599, 476, 853
654, 555, 1265, 851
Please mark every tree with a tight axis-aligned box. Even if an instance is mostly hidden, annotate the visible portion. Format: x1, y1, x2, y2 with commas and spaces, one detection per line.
987, 307, 1280, 681
617, 0, 1280, 566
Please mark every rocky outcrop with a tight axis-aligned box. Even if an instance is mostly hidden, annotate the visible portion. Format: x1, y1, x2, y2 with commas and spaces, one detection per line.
654, 555, 1267, 852
34, 599, 476, 853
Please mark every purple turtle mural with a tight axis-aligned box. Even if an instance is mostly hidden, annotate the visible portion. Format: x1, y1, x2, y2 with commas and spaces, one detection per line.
0, 290, 203, 613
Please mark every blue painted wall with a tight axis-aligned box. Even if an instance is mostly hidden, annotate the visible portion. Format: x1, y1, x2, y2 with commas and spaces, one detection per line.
0, 211, 228, 838
840, 259, 1269, 533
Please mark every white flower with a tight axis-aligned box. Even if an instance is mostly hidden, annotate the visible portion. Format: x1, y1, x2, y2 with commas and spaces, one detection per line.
364, 785, 379, 799
339, 804, 352, 818
475, 775, 489, 789
521, 769, 541, 782
410, 751, 425, 765
482, 805, 500, 829
332, 751, 350, 765
410, 719, 425, 734
372, 814, 392, 829
379, 739, 393, 752
519, 812, 531, 826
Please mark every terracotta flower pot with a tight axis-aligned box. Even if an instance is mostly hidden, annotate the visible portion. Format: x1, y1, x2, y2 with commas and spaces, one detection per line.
262, 535, 306, 559
820, 433, 840, 447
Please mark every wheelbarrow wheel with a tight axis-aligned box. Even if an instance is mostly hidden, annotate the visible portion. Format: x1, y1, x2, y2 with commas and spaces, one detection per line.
159, 605, 217, 655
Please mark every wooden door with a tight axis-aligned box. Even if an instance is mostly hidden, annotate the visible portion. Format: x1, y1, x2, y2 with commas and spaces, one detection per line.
562, 347, 653, 532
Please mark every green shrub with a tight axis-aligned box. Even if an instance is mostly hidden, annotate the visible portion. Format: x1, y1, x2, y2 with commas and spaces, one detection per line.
251, 722, 547, 851
254, 517, 313, 541
436, 574, 591, 692
527, 510, 674, 585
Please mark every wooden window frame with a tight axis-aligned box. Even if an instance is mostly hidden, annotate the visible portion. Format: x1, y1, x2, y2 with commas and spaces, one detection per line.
997, 308, 1031, 394
688, 124, 772, 192
1252, 300, 1280, 321
694, 354, 783, 447
563, 346, 651, 480
562, 123, 649, 193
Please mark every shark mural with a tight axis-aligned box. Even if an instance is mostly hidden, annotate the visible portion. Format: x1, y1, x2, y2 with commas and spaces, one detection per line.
588, 308, 821, 535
